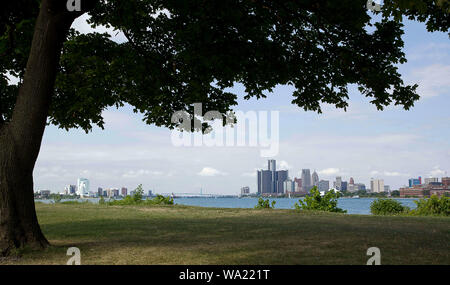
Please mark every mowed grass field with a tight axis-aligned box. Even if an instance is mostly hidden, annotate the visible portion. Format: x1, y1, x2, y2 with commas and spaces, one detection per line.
2, 203, 449, 265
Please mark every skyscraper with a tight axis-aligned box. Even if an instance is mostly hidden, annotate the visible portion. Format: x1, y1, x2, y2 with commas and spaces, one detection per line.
257, 160, 289, 195
77, 178, 90, 197
294, 178, 302, 192
317, 180, 330, 192
371, 178, 384, 193
301, 169, 311, 192
268, 159, 276, 193
349, 177, 354, 185
276, 170, 288, 193
312, 170, 319, 186
334, 176, 342, 190
257, 169, 272, 194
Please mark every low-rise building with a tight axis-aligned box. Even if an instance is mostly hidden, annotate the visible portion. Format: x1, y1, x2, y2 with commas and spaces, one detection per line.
399, 183, 450, 198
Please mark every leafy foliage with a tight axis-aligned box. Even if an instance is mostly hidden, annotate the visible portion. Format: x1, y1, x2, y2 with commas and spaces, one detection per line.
107, 184, 174, 206
370, 198, 410, 215
2, 0, 434, 128
380, 0, 450, 34
295, 187, 346, 213
254, 198, 276, 209
410, 195, 450, 216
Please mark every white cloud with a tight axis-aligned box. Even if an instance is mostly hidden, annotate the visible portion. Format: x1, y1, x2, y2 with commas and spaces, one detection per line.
278, 160, 291, 170
318, 168, 341, 176
409, 64, 450, 98
429, 166, 446, 177
197, 167, 228, 177
122, 169, 164, 178
370, 170, 410, 177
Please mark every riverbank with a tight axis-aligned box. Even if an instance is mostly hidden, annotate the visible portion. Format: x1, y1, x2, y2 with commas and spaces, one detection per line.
2, 203, 449, 265
35, 197, 420, 215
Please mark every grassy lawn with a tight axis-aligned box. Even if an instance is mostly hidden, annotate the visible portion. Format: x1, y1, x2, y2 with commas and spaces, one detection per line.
2, 203, 449, 265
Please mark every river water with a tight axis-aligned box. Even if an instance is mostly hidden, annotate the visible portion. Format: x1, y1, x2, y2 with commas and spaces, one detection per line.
37, 197, 419, 215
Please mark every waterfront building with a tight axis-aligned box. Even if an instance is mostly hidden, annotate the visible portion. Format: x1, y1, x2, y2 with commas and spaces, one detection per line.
276, 170, 289, 193
257, 160, 290, 195
301, 169, 312, 192
355, 183, 366, 191
257, 169, 272, 194
408, 177, 421, 187
370, 178, 384, 193
317, 180, 330, 192
241, 186, 250, 196
424, 177, 439, 185
384, 185, 390, 192
65, 185, 76, 195
294, 178, 302, 192
268, 159, 276, 193
77, 178, 90, 197
341, 181, 348, 191
334, 176, 342, 191
312, 170, 319, 186
283, 179, 296, 193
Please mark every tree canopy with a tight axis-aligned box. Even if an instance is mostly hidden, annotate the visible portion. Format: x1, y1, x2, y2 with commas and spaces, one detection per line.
1, 0, 448, 132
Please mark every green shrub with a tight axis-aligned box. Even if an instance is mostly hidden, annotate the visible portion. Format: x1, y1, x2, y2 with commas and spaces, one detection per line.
370, 198, 409, 215
254, 198, 276, 209
294, 187, 346, 213
410, 195, 450, 216
107, 185, 174, 206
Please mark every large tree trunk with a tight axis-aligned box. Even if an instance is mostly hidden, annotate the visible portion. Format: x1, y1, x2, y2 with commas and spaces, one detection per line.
0, 0, 82, 256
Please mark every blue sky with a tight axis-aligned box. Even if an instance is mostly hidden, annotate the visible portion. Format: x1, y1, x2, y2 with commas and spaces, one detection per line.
33, 15, 450, 194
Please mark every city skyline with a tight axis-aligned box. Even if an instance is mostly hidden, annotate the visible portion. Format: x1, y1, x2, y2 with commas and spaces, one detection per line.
32, 17, 449, 195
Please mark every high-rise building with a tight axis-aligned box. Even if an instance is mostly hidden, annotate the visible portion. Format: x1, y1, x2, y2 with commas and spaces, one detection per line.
283, 179, 295, 193
443, 177, 450, 187
384, 185, 390, 192
341, 181, 348, 191
294, 178, 302, 192
121, 187, 128, 196
424, 178, 439, 185
64, 184, 76, 195
371, 178, 384, 193
408, 177, 421, 187
257, 160, 289, 195
257, 169, 272, 194
98, 187, 103, 197
312, 170, 319, 186
349, 177, 354, 185
317, 180, 330, 192
355, 183, 366, 191
77, 178, 90, 197
241, 186, 250, 195
334, 176, 342, 190
276, 170, 289, 193
301, 169, 312, 192
268, 159, 277, 193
